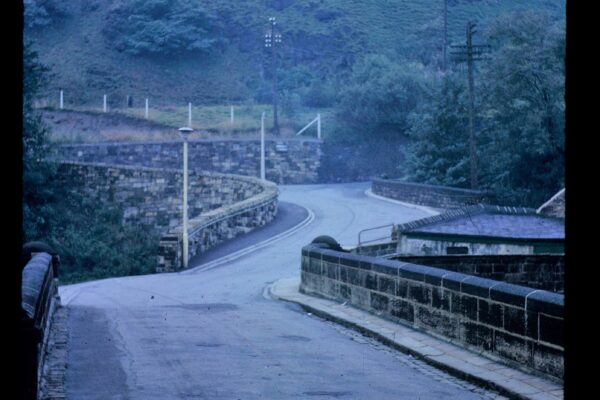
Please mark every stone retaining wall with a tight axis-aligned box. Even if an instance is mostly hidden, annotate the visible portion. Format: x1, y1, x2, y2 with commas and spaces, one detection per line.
392, 255, 564, 293
55, 161, 278, 272
50, 139, 321, 184
300, 243, 564, 381
372, 179, 493, 209
56, 161, 267, 234
21, 252, 60, 399
157, 182, 278, 272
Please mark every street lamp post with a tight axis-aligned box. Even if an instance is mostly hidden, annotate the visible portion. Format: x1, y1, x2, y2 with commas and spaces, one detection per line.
179, 126, 193, 269
264, 17, 282, 136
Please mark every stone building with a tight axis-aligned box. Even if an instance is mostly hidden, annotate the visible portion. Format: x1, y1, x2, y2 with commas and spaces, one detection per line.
394, 204, 564, 256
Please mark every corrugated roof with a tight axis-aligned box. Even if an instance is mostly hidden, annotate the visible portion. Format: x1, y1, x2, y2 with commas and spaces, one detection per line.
398, 205, 564, 240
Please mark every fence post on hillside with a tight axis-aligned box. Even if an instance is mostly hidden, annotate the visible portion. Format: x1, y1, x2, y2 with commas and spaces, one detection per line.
103, 94, 107, 112
317, 113, 321, 139
230, 105, 234, 125
145, 98, 149, 119
59, 90, 63, 109
261, 112, 266, 181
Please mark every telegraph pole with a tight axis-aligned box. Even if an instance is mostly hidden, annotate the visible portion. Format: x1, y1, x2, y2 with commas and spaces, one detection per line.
450, 21, 490, 190
264, 17, 282, 136
442, 0, 448, 72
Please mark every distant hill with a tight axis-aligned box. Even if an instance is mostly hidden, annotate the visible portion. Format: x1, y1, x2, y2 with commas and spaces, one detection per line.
25, 0, 565, 108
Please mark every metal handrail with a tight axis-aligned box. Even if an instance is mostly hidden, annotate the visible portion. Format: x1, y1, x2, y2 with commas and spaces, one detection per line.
357, 223, 395, 247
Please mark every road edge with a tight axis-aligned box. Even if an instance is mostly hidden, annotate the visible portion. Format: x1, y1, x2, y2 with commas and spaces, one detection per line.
364, 188, 441, 215
181, 204, 315, 275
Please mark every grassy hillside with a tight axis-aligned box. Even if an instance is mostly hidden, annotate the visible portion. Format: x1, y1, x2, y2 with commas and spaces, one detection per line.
26, 0, 565, 108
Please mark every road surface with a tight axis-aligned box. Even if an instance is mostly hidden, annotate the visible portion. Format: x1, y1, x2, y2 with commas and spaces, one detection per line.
60, 182, 504, 399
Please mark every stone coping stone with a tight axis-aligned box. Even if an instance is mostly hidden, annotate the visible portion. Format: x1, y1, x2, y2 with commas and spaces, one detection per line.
302, 244, 564, 308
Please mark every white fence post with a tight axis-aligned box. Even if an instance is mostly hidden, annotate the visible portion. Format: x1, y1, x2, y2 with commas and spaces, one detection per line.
145, 98, 149, 119
59, 90, 63, 109
317, 113, 321, 139
261, 112, 266, 181
231, 105, 234, 124
103, 94, 107, 112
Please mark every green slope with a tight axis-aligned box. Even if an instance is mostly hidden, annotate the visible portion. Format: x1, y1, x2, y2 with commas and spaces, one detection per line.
26, 0, 565, 107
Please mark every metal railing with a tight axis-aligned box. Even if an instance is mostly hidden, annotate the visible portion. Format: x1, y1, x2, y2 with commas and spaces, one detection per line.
357, 223, 395, 247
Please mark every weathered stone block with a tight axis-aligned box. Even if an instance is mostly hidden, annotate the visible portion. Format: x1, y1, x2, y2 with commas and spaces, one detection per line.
431, 287, 451, 311
417, 306, 459, 339
347, 267, 362, 286
503, 306, 526, 336
377, 275, 396, 295
539, 314, 564, 348
370, 292, 390, 312
478, 299, 503, 328
351, 286, 370, 309
490, 283, 535, 308
533, 343, 564, 379
364, 273, 378, 290
495, 332, 532, 365
408, 282, 432, 305
460, 294, 478, 321
390, 299, 415, 323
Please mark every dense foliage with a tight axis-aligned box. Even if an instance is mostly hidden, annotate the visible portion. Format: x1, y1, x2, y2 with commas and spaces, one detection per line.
103, 0, 223, 56
24, 0, 69, 29
23, 44, 159, 283
404, 11, 565, 205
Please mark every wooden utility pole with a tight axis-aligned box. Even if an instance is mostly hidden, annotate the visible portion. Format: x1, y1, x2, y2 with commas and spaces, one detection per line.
450, 22, 490, 190
265, 17, 282, 136
442, 0, 448, 72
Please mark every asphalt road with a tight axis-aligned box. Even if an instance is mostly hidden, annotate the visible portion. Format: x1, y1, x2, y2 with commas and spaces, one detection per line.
60, 182, 504, 399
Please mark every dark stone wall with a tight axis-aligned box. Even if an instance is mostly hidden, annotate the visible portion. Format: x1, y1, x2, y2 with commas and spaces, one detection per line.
54, 161, 279, 272
372, 179, 494, 209
56, 161, 267, 235
301, 244, 564, 381
50, 139, 321, 184
21, 253, 60, 399
392, 255, 564, 293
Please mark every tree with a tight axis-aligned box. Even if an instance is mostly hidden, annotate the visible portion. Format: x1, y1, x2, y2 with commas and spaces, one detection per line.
24, 0, 69, 29
336, 55, 429, 139
404, 74, 471, 187
103, 0, 223, 57
478, 11, 565, 205
23, 42, 56, 241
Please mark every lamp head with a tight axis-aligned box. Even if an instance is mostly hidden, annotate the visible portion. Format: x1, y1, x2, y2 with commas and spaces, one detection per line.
178, 127, 193, 138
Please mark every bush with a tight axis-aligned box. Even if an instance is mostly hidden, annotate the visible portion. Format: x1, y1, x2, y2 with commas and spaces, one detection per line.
24, 0, 69, 29
103, 0, 224, 56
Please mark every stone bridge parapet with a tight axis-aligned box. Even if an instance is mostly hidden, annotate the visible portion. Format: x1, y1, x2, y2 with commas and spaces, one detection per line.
372, 179, 494, 209
301, 242, 564, 381
52, 161, 278, 273
157, 175, 278, 272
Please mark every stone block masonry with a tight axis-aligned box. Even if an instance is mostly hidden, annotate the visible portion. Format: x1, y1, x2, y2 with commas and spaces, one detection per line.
372, 178, 494, 209
393, 255, 564, 293
157, 181, 278, 272
300, 243, 564, 381
56, 161, 268, 235
54, 161, 278, 272
50, 138, 321, 184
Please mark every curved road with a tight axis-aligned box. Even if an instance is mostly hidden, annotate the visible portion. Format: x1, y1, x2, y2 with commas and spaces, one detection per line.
60, 182, 504, 399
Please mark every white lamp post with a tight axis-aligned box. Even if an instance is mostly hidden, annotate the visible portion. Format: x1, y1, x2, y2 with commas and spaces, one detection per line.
179, 126, 193, 269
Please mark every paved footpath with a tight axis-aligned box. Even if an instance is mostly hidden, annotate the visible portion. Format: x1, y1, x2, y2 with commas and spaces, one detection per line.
58, 182, 559, 399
